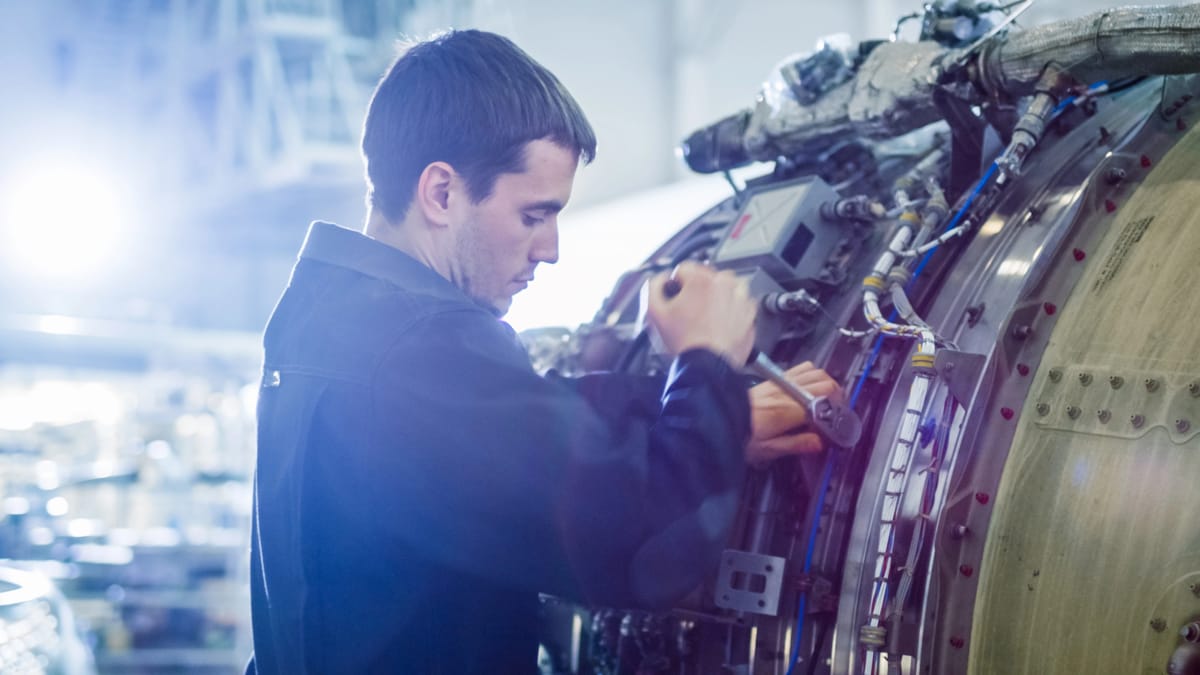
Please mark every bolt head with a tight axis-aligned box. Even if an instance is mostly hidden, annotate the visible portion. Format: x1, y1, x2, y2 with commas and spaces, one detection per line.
1036, 402, 1050, 416
1098, 409, 1111, 423
1079, 373, 1093, 386
1109, 376, 1124, 389
1067, 406, 1082, 420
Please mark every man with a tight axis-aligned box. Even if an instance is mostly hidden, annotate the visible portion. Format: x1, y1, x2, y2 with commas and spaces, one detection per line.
248, 29, 838, 674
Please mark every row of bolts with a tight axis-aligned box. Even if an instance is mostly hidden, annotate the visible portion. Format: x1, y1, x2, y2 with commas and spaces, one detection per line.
1034, 373, 1200, 432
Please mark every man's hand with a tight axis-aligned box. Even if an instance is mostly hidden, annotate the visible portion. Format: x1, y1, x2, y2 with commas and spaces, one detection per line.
644, 262, 757, 368
746, 361, 841, 465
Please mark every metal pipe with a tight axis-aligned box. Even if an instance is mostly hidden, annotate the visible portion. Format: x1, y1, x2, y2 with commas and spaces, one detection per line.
979, 4, 1200, 97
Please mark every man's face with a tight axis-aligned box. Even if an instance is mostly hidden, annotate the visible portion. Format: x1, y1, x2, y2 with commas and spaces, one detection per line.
449, 139, 578, 316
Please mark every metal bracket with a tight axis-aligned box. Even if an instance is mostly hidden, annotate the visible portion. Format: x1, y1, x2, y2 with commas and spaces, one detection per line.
934, 349, 987, 404
714, 550, 787, 616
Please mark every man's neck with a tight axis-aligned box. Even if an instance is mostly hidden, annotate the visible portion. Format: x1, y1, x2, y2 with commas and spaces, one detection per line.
363, 209, 445, 276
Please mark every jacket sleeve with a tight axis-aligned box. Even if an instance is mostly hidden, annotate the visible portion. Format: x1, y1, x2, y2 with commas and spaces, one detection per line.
366, 308, 750, 609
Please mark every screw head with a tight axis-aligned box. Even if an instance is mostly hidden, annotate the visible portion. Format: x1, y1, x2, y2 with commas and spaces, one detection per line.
1098, 409, 1111, 423
1189, 382, 1200, 398
1177, 419, 1192, 434
1109, 375, 1124, 389
1151, 617, 1167, 632
1078, 373, 1093, 386
1049, 368, 1063, 382
1067, 406, 1082, 420
1036, 402, 1050, 416
1131, 414, 1146, 429
1145, 378, 1160, 392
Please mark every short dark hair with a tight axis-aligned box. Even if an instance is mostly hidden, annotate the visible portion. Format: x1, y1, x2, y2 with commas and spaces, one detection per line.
362, 30, 597, 222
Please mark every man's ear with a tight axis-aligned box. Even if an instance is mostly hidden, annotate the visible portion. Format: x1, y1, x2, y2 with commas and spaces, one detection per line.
414, 161, 459, 227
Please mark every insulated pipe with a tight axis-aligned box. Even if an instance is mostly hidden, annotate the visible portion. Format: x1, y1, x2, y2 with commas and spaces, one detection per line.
978, 4, 1200, 97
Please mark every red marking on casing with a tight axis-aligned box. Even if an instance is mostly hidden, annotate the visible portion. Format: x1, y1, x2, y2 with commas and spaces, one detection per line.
1043, 302, 1057, 315
730, 213, 752, 240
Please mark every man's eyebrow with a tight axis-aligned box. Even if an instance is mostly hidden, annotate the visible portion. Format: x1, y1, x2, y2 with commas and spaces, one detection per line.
523, 200, 564, 214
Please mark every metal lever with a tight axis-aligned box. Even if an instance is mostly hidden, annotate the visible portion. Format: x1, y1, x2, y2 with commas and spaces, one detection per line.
746, 351, 863, 449
661, 276, 863, 448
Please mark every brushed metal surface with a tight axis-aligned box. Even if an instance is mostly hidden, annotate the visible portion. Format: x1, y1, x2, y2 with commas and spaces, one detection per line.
969, 118, 1200, 674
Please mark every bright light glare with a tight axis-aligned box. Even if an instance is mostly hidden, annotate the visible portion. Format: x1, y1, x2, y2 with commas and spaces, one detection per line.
1, 161, 131, 279
0, 381, 124, 430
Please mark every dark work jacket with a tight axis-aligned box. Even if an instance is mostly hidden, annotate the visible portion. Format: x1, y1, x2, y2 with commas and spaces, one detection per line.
248, 222, 750, 674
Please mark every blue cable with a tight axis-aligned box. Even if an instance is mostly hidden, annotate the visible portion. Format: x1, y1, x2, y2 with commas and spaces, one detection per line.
784, 159, 1001, 675
785, 453, 836, 675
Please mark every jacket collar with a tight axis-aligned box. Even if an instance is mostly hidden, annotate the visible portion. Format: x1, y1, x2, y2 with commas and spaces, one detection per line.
297, 221, 470, 304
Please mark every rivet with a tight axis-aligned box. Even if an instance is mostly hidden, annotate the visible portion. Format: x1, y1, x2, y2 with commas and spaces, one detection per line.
1017, 363, 1030, 376
1036, 402, 1050, 416
1141, 154, 1153, 167
1131, 414, 1146, 429
1105, 199, 1117, 213
1177, 419, 1192, 434
1043, 302, 1058, 316
1001, 407, 1015, 420
950, 636, 965, 649
1066, 406, 1081, 420
1098, 409, 1111, 423
1078, 373, 1093, 386
1146, 378, 1160, 392
1189, 382, 1200, 397
960, 564, 975, 577
1109, 375, 1124, 389
975, 492, 990, 505
1073, 248, 1087, 261
1151, 617, 1167, 632
1049, 368, 1063, 382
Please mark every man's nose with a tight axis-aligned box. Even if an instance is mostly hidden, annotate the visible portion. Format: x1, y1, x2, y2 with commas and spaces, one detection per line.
532, 220, 559, 265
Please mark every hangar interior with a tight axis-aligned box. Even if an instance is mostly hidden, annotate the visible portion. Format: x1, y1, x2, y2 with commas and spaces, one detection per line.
1, 1, 1199, 673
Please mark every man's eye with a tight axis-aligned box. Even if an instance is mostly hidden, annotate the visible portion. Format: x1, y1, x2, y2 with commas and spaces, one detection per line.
522, 214, 543, 227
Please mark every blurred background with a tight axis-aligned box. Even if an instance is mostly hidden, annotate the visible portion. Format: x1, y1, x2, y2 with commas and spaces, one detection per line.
0, 1, 1186, 673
